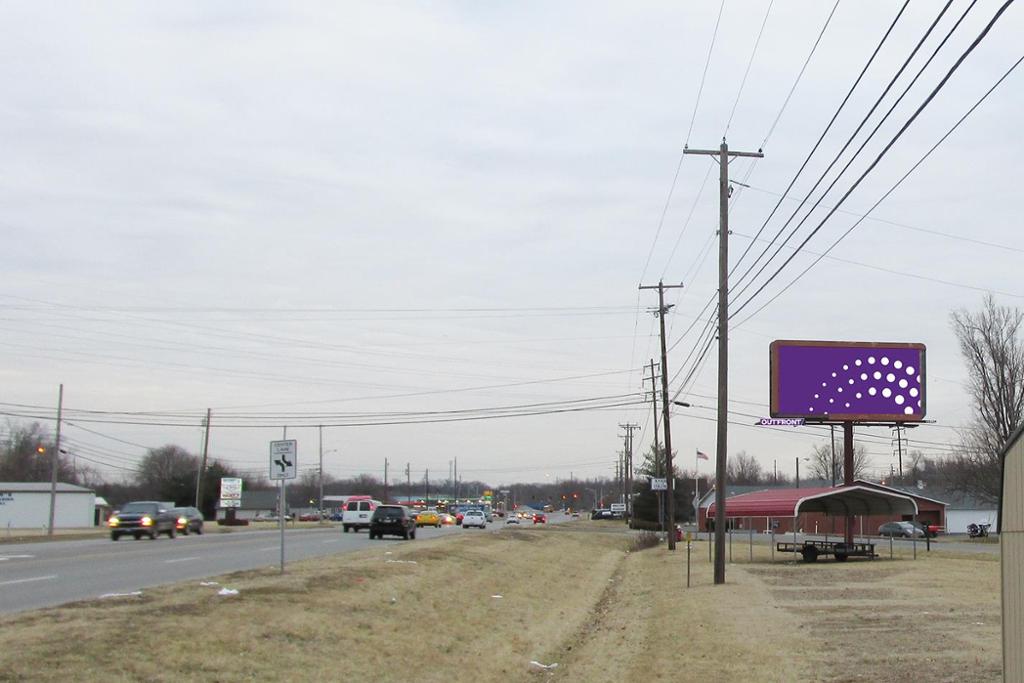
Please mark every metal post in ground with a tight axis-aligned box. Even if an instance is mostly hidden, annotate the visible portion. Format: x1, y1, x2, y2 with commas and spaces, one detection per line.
687, 536, 692, 588
749, 521, 753, 562
728, 523, 732, 563
890, 535, 894, 559
770, 530, 775, 562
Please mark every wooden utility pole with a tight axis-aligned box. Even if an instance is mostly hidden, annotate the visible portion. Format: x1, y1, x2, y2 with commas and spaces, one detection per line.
47, 384, 64, 536
406, 462, 411, 503
318, 425, 324, 517
194, 408, 211, 510
684, 139, 763, 583
644, 360, 661, 466
384, 458, 389, 503
619, 423, 639, 522
640, 281, 685, 550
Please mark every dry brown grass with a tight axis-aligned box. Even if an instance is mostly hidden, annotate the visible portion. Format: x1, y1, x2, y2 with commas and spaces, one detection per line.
0, 524, 1003, 682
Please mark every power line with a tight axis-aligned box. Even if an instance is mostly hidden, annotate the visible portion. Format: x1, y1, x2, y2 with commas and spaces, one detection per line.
729, 0, 911, 279
733, 47, 1024, 327
731, 1, 1019, 322
724, 0, 775, 135
685, 0, 727, 145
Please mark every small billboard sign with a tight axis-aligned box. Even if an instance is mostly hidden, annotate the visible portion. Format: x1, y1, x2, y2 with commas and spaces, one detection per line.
220, 477, 243, 501
770, 340, 925, 422
650, 477, 667, 491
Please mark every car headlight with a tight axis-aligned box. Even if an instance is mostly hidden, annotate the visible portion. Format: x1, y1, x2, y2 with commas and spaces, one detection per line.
108, 517, 119, 527
141, 516, 154, 526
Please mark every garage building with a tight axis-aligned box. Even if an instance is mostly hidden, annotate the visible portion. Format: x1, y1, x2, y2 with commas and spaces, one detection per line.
0, 482, 97, 529
999, 423, 1024, 681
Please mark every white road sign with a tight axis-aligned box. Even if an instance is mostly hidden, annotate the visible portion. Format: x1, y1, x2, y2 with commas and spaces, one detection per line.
269, 440, 298, 480
220, 498, 241, 508
650, 477, 667, 491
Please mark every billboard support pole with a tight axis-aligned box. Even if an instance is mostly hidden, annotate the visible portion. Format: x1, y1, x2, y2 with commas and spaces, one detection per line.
843, 421, 854, 545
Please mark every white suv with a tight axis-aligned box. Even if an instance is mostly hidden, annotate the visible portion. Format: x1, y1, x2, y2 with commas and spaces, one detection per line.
461, 510, 487, 529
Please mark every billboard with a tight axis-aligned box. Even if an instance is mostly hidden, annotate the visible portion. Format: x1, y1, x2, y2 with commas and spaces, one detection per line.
770, 340, 926, 422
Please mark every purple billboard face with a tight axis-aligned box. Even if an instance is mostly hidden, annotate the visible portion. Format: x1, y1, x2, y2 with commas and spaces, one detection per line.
770, 340, 926, 422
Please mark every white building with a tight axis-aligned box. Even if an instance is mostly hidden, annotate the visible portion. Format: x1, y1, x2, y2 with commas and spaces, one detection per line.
0, 482, 97, 529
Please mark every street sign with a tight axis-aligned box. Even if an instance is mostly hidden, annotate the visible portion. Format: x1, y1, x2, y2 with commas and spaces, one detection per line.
269, 440, 298, 480
610, 503, 626, 512
220, 498, 241, 508
650, 477, 667, 491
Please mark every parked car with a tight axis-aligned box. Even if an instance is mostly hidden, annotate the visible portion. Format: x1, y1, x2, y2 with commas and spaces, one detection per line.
342, 498, 381, 533
171, 506, 204, 535
878, 521, 924, 538
109, 501, 177, 540
415, 510, 441, 528
369, 505, 416, 540
591, 509, 613, 520
298, 512, 324, 522
253, 512, 294, 522
533, 513, 547, 524
462, 510, 487, 529
908, 520, 939, 538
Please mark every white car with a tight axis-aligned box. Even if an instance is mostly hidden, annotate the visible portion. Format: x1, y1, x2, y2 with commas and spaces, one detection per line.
462, 510, 487, 529
506, 516, 520, 525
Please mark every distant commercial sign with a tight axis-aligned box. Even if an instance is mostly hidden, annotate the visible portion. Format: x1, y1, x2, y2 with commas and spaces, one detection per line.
770, 340, 926, 422
757, 417, 805, 427
610, 503, 626, 512
220, 477, 242, 500
220, 498, 241, 508
650, 478, 667, 491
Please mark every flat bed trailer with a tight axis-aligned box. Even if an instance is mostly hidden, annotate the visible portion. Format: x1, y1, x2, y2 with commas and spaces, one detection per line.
776, 540, 877, 563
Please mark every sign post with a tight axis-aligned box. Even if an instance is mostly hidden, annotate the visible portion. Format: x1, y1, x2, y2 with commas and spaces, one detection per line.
270, 440, 298, 573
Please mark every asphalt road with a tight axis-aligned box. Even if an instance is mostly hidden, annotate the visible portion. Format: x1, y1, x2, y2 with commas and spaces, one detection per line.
0, 514, 571, 615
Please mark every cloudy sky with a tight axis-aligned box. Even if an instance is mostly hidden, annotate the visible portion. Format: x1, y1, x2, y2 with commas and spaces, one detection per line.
1, 1, 1021, 488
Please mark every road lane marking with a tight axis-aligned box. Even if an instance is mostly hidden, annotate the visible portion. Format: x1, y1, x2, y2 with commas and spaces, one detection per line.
0, 555, 35, 561
321, 539, 339, 544
260, 546, 277, 551
0, 575, 57, 587
164, 556, 200, 564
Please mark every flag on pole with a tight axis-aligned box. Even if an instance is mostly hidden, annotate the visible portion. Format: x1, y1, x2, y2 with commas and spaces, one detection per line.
696, 450, 709, 461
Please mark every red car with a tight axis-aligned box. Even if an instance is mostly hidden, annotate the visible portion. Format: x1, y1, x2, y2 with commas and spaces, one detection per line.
533, 513, 547, 524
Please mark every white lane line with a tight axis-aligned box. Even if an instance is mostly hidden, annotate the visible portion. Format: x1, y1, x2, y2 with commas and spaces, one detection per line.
321, 539, 339, 544
260, 546, 277, 551
164, 556, 200, 564
0, 575, 57, 587
0, 555, 35, 561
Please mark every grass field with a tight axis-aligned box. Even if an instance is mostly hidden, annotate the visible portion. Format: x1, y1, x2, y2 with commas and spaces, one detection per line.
0, 522, 1002, 682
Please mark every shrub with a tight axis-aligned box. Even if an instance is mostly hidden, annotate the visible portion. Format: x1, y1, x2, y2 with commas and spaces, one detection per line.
628, 530, 661, 552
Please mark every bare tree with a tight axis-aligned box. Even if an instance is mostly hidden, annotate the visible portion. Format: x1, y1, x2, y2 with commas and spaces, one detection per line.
726, 451, 764, 485
807, 442, 870, 483
949, 295, 1024, 503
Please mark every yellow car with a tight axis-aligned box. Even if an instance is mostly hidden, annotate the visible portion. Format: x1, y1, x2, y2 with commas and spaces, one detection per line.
416, 510, 441, 528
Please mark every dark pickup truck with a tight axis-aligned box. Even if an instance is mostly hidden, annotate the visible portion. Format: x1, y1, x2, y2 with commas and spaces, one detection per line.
108, 501, 178, 540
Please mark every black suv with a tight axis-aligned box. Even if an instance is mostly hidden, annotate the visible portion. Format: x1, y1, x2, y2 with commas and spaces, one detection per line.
369, 505, 417, 540
109, 501, 177, 540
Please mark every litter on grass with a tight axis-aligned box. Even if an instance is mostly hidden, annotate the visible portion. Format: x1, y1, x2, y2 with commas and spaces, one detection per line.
200, 581, 219, 587
217, 588, 239, 597
385, 559, 418, 564
491, 595, 503, 599
99, 591, 142, 599
528, 661, 559, 672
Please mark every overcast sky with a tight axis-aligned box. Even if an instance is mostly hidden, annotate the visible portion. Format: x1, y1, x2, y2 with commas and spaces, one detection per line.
1, 1, 1021, 489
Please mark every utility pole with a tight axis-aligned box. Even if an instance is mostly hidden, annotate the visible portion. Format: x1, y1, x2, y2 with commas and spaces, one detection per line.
384, 458, 389, 503
454, 457, 458, 501
685, 139, 763, 583
643, 360, 661, 467
830, 424, 837, 487
639, 281, 685, 550
47, 384, 64, 536
424, 468, 429, 506
318, 425, 324, 517
406, 462, 411, 503
194, 408, 211, 510
619, 423, 639, 522
795, 457, 800, 489
893, 425, 904, 481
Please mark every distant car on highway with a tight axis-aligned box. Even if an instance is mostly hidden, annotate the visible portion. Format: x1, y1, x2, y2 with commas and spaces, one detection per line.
506, 515, 520, 525
415, 510, 441, 528
533, 513, 547, 524
590, 509, 613, 520
369, 505, 416, 540
462, 510, 487, 529
109, 501, 177, 541
171, 506, 204, 535
878, 521, 924, 538
439, 513, 457, 526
